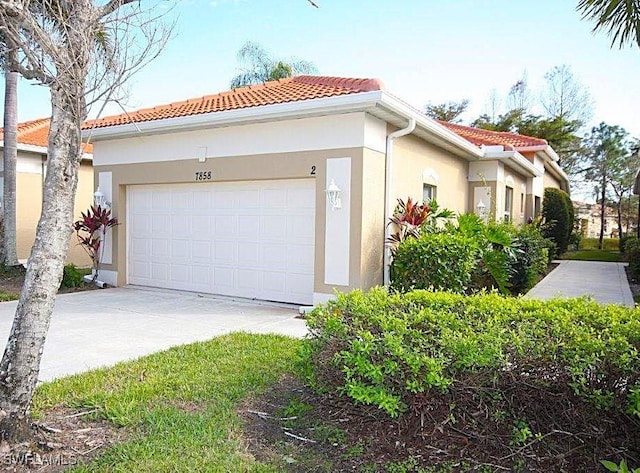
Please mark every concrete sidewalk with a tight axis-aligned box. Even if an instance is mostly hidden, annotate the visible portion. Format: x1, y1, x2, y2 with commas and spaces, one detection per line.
0, 286, 308, 382
526, 260, 635, 307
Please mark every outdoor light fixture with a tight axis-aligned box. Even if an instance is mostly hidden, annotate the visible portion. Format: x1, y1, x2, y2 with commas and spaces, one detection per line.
326, 179, 342, 210
94, 187, 106, 207
476, 200, 486, 216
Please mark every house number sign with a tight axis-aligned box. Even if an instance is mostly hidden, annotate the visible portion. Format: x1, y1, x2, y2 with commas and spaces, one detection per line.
195, 171, 212, 181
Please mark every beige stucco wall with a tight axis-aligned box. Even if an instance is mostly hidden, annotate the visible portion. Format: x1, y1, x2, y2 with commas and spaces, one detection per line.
543, 169, 562, 190
14, 159, 93, 266
502, 170, 528, 226
391, 134, 469, 214
94, 147, 377, 296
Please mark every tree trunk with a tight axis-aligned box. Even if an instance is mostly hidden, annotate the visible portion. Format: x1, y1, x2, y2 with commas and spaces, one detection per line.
599, 171, 606, 250
617, 199, 623, 242
2, 50, 19, 267
0, 80, 83, 442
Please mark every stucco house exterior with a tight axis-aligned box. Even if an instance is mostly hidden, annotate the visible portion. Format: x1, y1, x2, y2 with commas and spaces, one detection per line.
81, 75, 569, 305
0, 118, 94, 265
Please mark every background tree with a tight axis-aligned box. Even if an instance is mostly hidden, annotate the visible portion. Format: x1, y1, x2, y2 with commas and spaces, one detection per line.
582, 122, 631, 248
577, 0, 640, 48
540, 64, 593, 123
0, 0, 171, 442
230, 41, 318, 88
424, 99, 469, 122
0, 37, 19, 267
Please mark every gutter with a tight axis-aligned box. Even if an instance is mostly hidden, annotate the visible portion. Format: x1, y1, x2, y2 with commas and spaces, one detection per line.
383, 118, 416, 287
81, 91, 383, 141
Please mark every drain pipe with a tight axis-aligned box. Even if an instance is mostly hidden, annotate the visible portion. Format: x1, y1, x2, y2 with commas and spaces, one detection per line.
383, 118, 416, 286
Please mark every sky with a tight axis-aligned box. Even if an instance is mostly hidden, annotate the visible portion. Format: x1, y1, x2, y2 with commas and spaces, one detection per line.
2, 0, 640, 140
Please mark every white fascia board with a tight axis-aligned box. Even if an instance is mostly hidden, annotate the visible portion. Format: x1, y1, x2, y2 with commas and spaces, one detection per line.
82, 91, 383, 141
541, 145, 560, 162
377, 93, 484, 160
0, 141, 47, 154
483, 150, 542, 178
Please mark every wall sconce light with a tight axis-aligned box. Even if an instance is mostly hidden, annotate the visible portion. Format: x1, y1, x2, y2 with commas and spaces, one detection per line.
326, 179, 342, 211
476, 200, 486, 217
94, 187, 106, 207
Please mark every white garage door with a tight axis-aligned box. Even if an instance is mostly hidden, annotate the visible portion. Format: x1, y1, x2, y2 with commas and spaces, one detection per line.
127, 179, 315, 305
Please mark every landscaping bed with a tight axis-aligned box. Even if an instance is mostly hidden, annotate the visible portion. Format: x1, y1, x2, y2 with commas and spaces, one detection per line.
0, 265, 99, 302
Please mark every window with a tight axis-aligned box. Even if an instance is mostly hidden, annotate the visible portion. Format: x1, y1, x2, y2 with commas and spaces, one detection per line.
504, 186, 513, 222
423, 183, 436, 202
520, 193, 525, 214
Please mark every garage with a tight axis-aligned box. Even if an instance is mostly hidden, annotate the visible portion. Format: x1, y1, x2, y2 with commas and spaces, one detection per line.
127, 179, 315, 305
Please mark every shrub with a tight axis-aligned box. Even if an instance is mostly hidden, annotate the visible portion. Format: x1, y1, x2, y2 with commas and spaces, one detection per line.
302, 288, 640, 419
621, 235, 636, 254
390, 233, 477, 294
508, 224, 550, 295
581, 237, 620, 251
542, 188, 572, 256
626, 238, 640, 279
60, 264, 84, 289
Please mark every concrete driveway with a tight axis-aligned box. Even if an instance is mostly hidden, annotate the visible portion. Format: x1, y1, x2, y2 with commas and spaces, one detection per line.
0, 286, 308, 382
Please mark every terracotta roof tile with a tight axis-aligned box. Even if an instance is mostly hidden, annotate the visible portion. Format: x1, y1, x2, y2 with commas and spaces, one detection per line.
82, 75, 385, 130
1, 118, 93, 154
438, 121, 547, 150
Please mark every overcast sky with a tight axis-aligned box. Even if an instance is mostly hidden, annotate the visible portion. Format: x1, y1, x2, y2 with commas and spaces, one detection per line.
2, 0, 639, 139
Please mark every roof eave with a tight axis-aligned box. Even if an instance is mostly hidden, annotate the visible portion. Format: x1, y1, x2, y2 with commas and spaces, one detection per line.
82, 91, 384, 141
376, 93, 484, 161
0, 141, 48, 154
483, 150, 543, 178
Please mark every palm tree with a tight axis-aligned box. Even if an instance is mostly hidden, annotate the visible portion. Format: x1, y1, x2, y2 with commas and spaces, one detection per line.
1, 39, 19, 266
230, 41, 318, 88
577, 0, 640, 48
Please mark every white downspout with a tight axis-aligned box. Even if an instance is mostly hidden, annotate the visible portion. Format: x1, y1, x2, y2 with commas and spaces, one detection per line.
383, 118, 416, 286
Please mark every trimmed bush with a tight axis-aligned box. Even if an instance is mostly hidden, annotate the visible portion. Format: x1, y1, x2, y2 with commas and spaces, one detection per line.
508, 225, 550, 295
542, 188, 573, 256
390, 233, 477, 294
581, 237, 620, 251
302, 288, 640, 419
60, 264, 84, 289
626, 238, 640, 279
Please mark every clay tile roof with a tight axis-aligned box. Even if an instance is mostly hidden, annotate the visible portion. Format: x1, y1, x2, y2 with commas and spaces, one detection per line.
437, 121, 548, 150
1, 118, 93, 154
82, 75, 385, 130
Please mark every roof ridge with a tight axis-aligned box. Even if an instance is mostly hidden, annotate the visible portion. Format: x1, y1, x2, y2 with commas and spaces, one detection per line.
292, 75, 384, 92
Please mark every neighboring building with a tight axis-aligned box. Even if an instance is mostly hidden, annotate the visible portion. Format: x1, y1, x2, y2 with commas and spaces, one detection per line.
0, 118, 94, 265
574, 200, 628, 238
81, 75, 570, 305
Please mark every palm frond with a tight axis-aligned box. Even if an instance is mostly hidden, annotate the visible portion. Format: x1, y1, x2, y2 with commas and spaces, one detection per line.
577, 0, 640, 48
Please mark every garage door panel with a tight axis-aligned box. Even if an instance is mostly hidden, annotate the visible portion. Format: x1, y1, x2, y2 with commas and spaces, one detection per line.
128, 179, 315, 304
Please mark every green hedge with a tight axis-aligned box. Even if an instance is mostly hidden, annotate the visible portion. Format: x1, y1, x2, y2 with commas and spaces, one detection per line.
626, 238, 640, 279
390, 232, 478, 294
581, 237, 620, 251
542, 188, 573, 256
302, 288, 640, 418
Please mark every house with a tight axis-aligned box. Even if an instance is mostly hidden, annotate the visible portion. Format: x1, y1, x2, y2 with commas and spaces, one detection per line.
574, 200, 628, 238
81, 75, 569, 305
0, 118, 94, 265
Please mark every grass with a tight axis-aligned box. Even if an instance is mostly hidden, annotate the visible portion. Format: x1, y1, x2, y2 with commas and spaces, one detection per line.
563, 250, 623, 262
0, 290, 19, 301
33, 332, 301, 472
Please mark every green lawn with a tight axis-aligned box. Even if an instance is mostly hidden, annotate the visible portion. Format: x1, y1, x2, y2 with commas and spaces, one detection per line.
563, 250, 623, 262
33, 333, 300, 472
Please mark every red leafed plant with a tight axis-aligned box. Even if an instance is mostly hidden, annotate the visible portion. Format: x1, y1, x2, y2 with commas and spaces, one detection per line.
74, 205, 118, 283
386, 198, 432, 252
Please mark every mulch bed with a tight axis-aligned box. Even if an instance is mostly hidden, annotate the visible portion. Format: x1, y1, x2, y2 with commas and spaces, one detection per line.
0, 408, 127, 472
0, 265, 101, 298
240, 375, 640, 473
